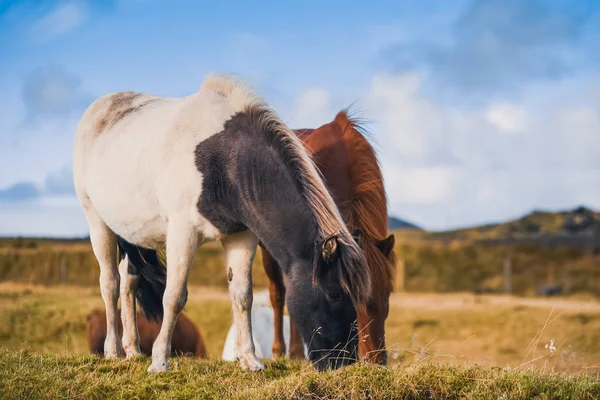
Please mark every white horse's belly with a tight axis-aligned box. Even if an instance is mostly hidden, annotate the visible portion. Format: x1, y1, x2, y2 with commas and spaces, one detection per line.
87, 176, 168, 248
101, 206, 167, 249
81, 135, 170, 249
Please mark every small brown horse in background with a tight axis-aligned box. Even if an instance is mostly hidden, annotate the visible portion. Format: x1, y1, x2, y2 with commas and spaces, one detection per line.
262, 110, 396, 364
86, 309, 206, 358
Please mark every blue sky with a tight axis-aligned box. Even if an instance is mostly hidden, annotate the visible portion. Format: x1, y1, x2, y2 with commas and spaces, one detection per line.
0, 0, 599, 236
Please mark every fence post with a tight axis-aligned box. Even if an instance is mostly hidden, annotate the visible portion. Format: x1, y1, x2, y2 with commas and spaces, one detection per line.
563, 264, 571, 295
395, 258, 405, 292
547, 263, 556, 285
60, 255, 67, 284
503, 258, 512, 294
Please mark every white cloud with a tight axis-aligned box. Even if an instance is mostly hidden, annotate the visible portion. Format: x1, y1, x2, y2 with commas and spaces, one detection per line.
555, 106, 600, 168
0, 117, 80, 188
28, 1, 88, 41
290, 88, 334, 128
22, 65, 92, 121
365, 73, 460, 165
360, 72, 600, 230
485, 103, 526, 133
0, 202, 88, 237
381, 162, 457, 205
39, 195, 80, 208
282, 72, 599, 230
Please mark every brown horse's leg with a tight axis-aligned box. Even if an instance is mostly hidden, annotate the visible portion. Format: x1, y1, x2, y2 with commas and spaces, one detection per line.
261, 248, 287, 358
357, 302, 388, 365
288, 318, 305, 360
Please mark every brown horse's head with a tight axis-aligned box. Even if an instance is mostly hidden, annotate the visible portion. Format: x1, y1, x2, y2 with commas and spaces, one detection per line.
330, 110, 398, 365
353, 229, 396, 364
267, 109, 397, 368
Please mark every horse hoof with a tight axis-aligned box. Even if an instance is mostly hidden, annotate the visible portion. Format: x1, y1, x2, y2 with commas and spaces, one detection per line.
124, 345, 143, 359
272, 344, 286, 359
239, 355, 265, 371
104, 352, 120, 360
126, 350, 143, 360
104, 347, 123, 360
147, 361, 168, 373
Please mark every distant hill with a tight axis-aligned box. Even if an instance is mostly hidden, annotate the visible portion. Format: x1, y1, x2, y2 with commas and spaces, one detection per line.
431, 206, 600, 243
388, 216, 421, 230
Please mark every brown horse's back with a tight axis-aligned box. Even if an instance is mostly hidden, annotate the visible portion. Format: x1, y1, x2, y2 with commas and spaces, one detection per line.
86, 309, 206, 358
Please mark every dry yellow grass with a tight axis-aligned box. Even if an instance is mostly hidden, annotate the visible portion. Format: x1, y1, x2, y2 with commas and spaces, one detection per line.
2, 350, 598, 399
1, 283, 599, 372
1, 283, 599, 398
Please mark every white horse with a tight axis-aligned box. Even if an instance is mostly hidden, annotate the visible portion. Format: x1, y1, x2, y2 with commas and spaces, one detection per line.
72, 74, 369, 373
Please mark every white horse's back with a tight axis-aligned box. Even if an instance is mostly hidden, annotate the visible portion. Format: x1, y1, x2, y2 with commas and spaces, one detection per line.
72, 89, 233, 247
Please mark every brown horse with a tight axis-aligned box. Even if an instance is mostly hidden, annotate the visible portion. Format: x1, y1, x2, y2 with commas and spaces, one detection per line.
262, 110, 396, 364
86, 309, 207, 358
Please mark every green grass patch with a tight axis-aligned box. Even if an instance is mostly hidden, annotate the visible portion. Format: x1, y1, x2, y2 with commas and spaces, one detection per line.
0, 349, 598, 399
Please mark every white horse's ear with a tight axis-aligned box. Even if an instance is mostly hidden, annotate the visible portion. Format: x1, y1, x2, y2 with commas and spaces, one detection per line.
321, 235, 338, 263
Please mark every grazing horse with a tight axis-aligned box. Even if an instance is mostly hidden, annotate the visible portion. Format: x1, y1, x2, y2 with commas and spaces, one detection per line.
87, 309, 206, 358
263, 111, 396, 365
72, 74, 369, 372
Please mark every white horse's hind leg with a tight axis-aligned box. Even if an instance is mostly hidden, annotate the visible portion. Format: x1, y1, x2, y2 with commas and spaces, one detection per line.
118, 255, 142, 359
85, 206, 123, 359
222, 230, 264, 371
148, 219, 198, 373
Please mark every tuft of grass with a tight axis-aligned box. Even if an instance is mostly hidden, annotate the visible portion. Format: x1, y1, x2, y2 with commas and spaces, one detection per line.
0, 349, 598, 400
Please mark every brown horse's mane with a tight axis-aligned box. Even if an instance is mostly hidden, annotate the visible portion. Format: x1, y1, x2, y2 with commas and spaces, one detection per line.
333, 110, 397, 307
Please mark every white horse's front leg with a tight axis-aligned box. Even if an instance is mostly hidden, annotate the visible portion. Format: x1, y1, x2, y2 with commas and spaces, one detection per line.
222, 230, 263, 371
148, 220, 198, 373
118, 254, 142, 359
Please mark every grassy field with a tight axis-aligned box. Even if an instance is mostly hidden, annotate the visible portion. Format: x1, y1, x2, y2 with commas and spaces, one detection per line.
2, 283, 600, 369
1, 283, 599, 398
2, 350, 598, 399
1, 226, 599, 398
